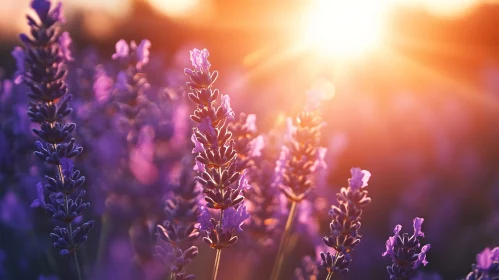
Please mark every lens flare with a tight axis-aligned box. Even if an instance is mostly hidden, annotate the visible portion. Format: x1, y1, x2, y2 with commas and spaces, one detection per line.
301, 0, 391, 59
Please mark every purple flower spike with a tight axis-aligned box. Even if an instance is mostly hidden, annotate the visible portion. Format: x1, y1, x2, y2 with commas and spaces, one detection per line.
189, 48, 211, 73
222, 205, 250, 233
348, 167, 371, 191
413, 217, 425, 238
112, 39, 129, 60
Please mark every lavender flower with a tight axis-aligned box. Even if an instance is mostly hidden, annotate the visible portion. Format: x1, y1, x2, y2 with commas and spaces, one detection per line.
465, 247, 499, 279
270, 92, 327, 280
156, 165, 201, 279
15, 0, 93, 278
185, 48, 249, 279
382, 217, 431, 280
320, 168, 372, 277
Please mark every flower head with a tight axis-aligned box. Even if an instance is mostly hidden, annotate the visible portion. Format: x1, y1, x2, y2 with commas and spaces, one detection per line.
222, 205, 250, 233
383, 218, 431, 279
189, 48, 211, 73
348, 167, 371, 191
112, 39, 129, 60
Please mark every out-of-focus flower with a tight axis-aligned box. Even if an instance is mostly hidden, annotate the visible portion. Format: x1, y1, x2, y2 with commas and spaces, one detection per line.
466, 246, 499, 280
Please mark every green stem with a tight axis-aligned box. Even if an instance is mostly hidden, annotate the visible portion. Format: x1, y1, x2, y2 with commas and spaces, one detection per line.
325, 270, 333, 280
269, 200, 298, 280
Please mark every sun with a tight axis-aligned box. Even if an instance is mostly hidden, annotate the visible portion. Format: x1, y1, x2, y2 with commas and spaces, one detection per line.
301, 0, 391, 59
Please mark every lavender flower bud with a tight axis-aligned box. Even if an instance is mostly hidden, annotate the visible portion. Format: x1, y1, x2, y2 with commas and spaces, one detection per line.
383, 217, 431, 279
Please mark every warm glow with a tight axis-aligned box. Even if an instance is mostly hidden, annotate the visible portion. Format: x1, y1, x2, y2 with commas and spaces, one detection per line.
146, 0, 199, 18
301, 0, 391, 59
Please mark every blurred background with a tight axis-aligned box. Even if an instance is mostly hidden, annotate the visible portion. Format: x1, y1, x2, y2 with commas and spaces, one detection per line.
1, 0, 499, 279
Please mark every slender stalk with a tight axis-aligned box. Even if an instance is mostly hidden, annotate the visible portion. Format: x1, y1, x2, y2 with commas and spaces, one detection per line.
325, 251, 341, 280
212, 248, 222, 280
169, 271, 175, 280
212, 207, 224, 280
269, 200, 298, 280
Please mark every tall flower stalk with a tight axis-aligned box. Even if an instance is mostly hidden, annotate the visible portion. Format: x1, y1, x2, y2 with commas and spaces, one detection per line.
320, 168, 371, 279
156, 164, 201, 280
185, 48, 250, 280
382, 217, 431, 279
270, 99, 326, 280
15, 0, 94, 279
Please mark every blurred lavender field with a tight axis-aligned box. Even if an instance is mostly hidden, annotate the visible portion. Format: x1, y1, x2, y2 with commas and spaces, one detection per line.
1, 0, 499, 280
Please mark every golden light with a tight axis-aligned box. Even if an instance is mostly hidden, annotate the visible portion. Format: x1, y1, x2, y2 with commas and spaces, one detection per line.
301, 0, 391, 59
146, 0, 199, 18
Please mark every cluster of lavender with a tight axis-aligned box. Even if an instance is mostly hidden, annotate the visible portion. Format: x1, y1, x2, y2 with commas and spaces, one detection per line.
185, 49, 250, 279
156, 164, 201, 280
14, 0, 93, 278
382, 217, 431, 279
320, 168, 371, 278
270, 95, 327, 280
466, 247, 499, 279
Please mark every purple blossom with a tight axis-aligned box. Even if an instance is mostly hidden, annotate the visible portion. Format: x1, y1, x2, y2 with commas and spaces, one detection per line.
249, 135, 264, 158
383, 218, 431, 279
238, 170, 251, 190
93, 65, 113, 104
191, 134, 205, 154
11, 46, 25, 84
58, 32, 73, 61
189, 48, 211, 73
477, 248, 494, 270
413, 217, 425, 238
112, 39, 129, 60
221, 94, 235, 121
136, 39, 151, 69
222, 205, 250, 233
198, 206, 213, 231
31, 0, 51, 20
30, 182, 46, 209
311, 147, 327, 172
245, 114, 257, 133
348, 167, 371, 191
